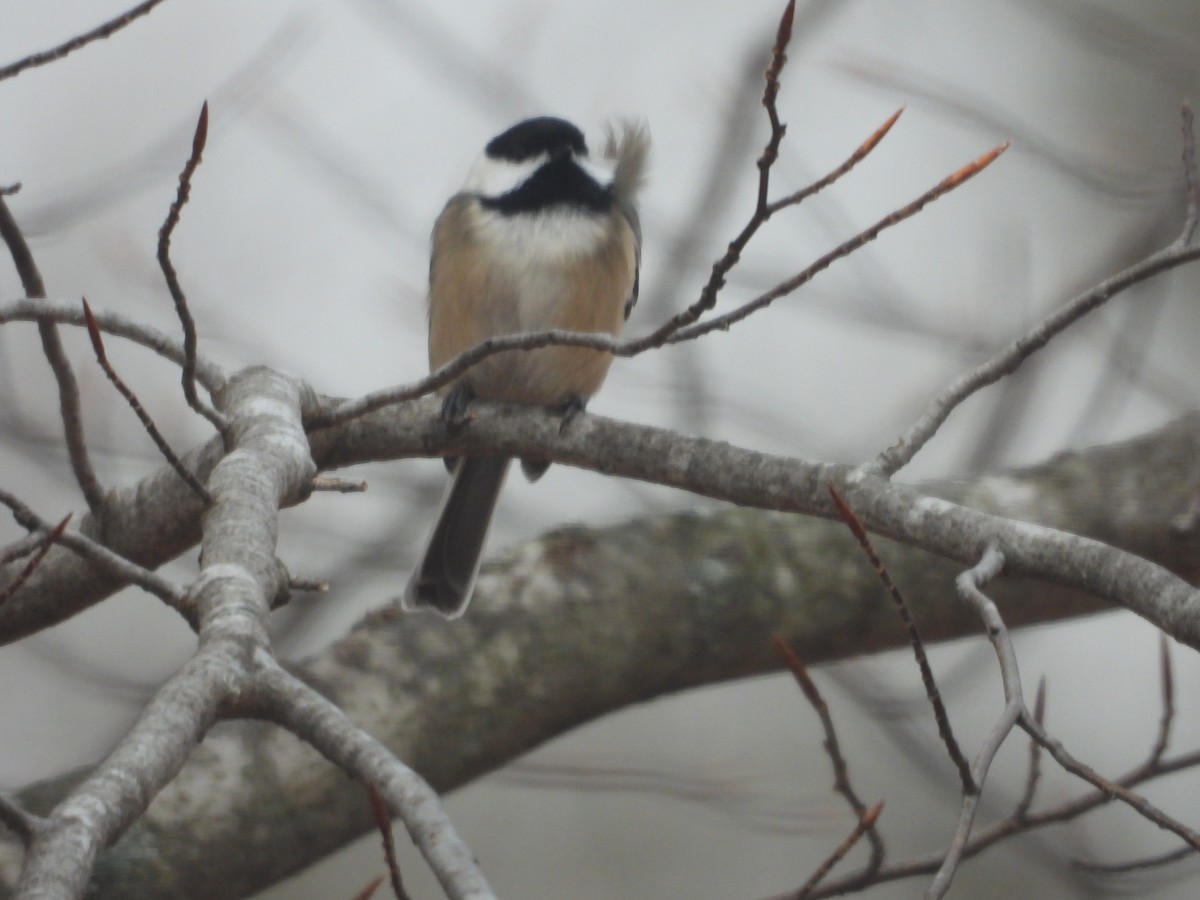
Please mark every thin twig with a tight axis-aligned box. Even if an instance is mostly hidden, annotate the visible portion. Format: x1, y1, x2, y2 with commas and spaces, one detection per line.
1012, 677, 1046, 821
0, 514, 70, 606
874, 102, 1200, 478
773, 636, 884, 873
157, 101, 228, 433
253, 660, 497, 899
1150, 633, 1175, 765
0, 488, 194, 627
1019, 712, 1200, 852
671, 142, 1008, 346
930, 544, 1011, 899
0, 195, 106, 514
798, 803, 884, 899
804, 748, 1200, 897
367, 785, 411, 900
632, 0, 798, 350
82, 298, 212, 505
0, 0, 171, 82
0, 299, 227, 392
827, 486, 975, 794
765, 107, 904, 215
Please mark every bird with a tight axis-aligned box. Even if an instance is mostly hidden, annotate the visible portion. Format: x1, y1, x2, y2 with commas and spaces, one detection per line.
402, 115, 649, 618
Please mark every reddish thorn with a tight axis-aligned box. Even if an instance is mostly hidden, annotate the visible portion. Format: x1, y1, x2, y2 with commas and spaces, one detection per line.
777, 0, 796, 49
192, 101, 209, 157
81, 297, 106, 362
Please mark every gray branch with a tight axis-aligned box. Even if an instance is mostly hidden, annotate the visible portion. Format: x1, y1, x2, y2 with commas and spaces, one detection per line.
1, 407, 1198, 898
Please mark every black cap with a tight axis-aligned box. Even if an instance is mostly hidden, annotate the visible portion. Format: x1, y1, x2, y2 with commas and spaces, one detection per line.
485, 116, 588, 162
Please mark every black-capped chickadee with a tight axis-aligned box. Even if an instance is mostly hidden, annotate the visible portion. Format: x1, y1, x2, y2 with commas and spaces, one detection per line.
402, 115, 649, 618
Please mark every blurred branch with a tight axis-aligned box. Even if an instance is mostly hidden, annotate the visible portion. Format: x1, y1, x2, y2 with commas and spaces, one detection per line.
874, 104, 1200, 478
837, 57, 1174, 204
0, 0, 171, 83
773, 637, 884, 888
0, 194, 105, 514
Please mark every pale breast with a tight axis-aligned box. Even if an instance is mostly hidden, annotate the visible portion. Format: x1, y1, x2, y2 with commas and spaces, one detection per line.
428, 196, 637, 404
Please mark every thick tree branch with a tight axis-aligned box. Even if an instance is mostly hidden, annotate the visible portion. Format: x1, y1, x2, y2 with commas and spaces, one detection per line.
4, 392, 1200, 650
2, 412, 1198, 898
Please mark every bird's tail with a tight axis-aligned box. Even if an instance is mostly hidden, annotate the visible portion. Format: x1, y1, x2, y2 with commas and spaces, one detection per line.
402, 457, 511, 618
603, 119, 650, 207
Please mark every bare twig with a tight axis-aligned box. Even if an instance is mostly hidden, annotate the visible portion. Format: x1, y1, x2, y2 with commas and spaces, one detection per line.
631, 0, 797, 348
0, 513, 70, 606
0, 0, 171, 82
1020, 713, 1200, 852
873, 103, 1200, 478
157, 101, 228, 433
82, 299, 212, 505
0, 298, 227, 392
930, 544, 1011, 898
0, 194, 106, 514
773, 636, 884, 872
254, 661, 497, 899
1150, 634, 1175, 765
765, 107, 904, 215
827, 486, 975, 794
667, 142, 1008, 346
797, 803, 884, 899
0, 488, 194, 626
367, 785, 411, 900
1012, 677, 1046, 821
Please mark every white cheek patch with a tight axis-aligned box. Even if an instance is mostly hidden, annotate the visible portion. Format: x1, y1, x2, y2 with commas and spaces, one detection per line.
463, 153, 546, 198
578, 157, 616, 187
